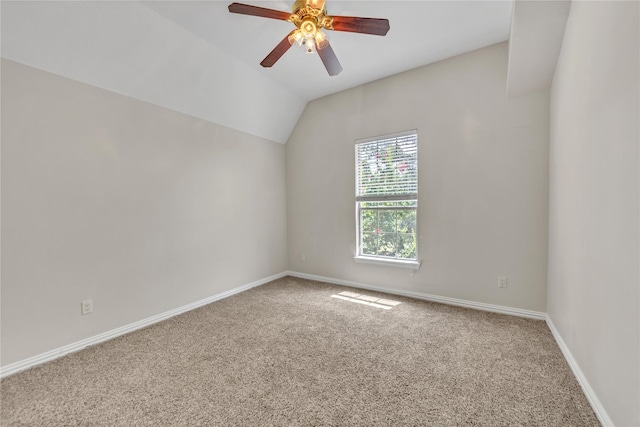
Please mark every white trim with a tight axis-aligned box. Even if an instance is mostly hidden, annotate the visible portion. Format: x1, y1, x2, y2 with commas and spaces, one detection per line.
286, 271, 546, 320
354, 256, 421, 270
0, 271, 287, 379
355, 128, 418, 145
1, 270, 612, 427
545, 315, 614, 427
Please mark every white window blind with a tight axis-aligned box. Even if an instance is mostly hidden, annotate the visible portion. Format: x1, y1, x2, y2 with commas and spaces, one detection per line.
356, 131, 418, 201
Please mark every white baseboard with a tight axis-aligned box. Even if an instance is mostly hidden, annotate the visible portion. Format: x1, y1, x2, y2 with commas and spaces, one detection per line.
2, 270, 612, 427
0, 271, 287, 379
285, 270, 546, 320
545, 315, 614, 427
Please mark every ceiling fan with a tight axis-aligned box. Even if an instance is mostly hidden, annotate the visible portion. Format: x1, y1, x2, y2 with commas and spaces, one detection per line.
228, 0, 390, 76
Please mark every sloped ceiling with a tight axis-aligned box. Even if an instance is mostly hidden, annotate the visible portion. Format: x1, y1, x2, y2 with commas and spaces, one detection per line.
507, 0, 571, 97
1, 1, 306, 144
2, 1, 529, 143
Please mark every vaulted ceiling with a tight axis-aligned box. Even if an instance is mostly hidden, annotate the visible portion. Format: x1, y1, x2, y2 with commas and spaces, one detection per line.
1, 1, 569, 143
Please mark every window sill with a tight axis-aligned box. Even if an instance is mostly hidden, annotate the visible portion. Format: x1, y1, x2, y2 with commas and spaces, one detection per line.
354, 256, 422, 270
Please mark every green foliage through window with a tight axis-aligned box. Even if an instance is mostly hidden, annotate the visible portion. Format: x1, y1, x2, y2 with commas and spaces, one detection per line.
360, 206, 416, 259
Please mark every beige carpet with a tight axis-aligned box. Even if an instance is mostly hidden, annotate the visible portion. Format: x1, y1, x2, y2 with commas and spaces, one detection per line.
1, 276, 599, 426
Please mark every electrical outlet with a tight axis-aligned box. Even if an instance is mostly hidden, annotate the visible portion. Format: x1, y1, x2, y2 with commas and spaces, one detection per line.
498, 276, 508, 288
81, 299, 93, 315
301, 253, 306, 262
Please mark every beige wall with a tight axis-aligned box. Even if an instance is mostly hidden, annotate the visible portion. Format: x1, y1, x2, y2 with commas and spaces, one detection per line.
3, 8, 638, 422
1, 59, 288, 366
286, 42, 550, 312
548, 2, 639, 425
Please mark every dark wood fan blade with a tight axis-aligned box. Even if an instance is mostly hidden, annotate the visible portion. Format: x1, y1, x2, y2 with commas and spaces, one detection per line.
317, 43, 342, 76
331, 16, 390, 36
228, 3, 291, 21
261, 31, 296, 68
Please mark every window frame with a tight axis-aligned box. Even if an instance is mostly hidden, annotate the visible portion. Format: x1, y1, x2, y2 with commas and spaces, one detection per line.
354, 130, 421, 269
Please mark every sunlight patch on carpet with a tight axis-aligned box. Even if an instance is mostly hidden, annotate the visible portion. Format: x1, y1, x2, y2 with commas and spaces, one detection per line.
330, 291, 401, 310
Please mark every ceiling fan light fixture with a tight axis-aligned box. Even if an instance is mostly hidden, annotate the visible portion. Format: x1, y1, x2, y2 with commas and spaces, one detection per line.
289, 29, 312, 51
289, 22, 327, 54
289, 30, 303, 45
314, 29, 329, 50
303, 39, 315, 54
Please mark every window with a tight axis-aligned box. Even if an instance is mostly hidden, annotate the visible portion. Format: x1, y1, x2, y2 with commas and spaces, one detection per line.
355, 130, 419, 268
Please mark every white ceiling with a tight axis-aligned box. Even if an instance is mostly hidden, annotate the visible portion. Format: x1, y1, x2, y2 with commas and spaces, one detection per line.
2, 1, 519, 143
144, 1, 513, 100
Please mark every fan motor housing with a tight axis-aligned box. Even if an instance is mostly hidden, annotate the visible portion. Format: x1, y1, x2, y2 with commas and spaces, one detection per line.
290, 0, 333, 31
292, 0, 316, 14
